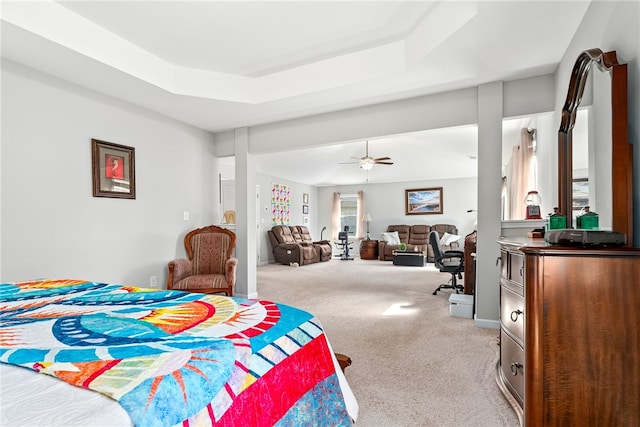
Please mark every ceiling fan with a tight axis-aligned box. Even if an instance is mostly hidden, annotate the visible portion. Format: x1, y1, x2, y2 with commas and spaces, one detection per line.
339, 141, 394, 170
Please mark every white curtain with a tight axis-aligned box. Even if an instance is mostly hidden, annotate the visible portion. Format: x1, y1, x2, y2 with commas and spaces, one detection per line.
508, 128, 536, 220
355, 190, 364, 240
332, 192, 341, 240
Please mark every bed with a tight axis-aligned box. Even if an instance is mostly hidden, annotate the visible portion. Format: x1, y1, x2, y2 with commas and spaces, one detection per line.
0, 279, 358, 426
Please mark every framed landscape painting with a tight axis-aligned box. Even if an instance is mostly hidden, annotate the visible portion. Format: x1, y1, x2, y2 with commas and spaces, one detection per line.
405, 187, 443, 215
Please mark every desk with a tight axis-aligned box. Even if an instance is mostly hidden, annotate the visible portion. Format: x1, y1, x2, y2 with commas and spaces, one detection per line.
359, 239, 379, 260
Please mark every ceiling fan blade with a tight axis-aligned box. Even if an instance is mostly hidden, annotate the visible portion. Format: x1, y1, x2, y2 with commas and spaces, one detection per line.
374, 161, 394, 165
339, 161, 360, 165
373, 157, 391, 161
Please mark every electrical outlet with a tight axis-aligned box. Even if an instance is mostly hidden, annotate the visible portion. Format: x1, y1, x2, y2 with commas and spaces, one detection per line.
150, 276, 158, 288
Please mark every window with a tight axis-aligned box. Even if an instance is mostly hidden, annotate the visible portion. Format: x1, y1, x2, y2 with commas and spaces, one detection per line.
332, 190, 363, 240
340, 195, 358, 236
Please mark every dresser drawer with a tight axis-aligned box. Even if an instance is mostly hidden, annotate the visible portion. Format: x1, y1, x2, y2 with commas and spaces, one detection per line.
501, 286, 524, 344
509, 253, 525, 285
500, 329, 524, 405
500, 250, 508, 280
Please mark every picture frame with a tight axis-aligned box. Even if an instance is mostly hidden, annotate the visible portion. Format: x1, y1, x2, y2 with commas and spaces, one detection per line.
405, 187, 443, 215
92, 139, 136, 199
303, 193, 309, 204
302, 205, 309, 214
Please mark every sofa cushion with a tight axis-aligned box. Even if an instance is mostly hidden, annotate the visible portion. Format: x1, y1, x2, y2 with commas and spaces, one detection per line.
386, 225, 410, 242
289, 226, 303, 243
381, 231, 401, 245
408, 225, 430, 246
440, 232, 462, 246
272, 225, 295, 244
296, 225, 314, 243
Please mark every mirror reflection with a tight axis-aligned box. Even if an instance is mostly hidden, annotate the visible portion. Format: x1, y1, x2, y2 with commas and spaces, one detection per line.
567, 68, 613, 229
501, 113, 554, 221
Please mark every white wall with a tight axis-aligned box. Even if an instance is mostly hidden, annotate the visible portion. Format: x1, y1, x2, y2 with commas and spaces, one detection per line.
256, 172, 318, 264
318, 177, 477, 248
0, 60, 219, 286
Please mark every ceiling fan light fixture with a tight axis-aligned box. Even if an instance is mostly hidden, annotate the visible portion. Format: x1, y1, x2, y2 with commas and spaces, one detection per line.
360, 159, 375, 170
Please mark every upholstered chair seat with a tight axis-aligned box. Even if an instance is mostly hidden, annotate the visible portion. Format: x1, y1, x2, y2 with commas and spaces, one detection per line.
167, 225, 238, 296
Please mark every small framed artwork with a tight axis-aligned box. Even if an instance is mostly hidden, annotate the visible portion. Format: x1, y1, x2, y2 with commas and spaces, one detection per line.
405, 187, 443, 215
303, 193, 309, 204
303, 216, 309, 225
302, 205, 309, 214
92, 139, 136, 199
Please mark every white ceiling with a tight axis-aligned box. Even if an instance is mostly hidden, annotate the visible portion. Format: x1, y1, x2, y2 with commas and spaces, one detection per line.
0, 1, 590, 186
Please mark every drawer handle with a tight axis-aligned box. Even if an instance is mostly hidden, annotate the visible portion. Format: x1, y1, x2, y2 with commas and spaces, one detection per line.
510, 362, 523, 376
510, 309, 523, 322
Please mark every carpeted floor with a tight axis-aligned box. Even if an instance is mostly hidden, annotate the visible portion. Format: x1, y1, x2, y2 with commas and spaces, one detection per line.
256, 258, 519, 427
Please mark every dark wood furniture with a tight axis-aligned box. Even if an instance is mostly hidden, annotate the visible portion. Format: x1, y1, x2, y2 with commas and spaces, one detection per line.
359, 239, 379, 260
392, 250, 426, 266
497, 237, 640, 426
335, 353, 352, 373
557, 49, 633, 245
463, 230, 476, 295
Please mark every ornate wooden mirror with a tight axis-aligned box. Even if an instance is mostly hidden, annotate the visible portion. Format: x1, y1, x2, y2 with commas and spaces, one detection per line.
558, 48, 633, 246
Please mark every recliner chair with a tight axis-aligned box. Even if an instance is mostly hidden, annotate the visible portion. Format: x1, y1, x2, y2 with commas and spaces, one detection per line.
429, 231, 464, 295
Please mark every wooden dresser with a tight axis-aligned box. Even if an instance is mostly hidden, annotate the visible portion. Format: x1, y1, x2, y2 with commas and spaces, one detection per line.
497, 237, 640, 426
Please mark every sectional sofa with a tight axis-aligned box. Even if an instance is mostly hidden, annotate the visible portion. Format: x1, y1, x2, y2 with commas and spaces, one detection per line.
267, 225, 332, 266
378, 224, 459, 262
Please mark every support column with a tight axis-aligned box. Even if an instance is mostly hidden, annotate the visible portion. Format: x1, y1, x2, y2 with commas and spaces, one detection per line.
475, 82, 503, 328
234, 128, 257, 298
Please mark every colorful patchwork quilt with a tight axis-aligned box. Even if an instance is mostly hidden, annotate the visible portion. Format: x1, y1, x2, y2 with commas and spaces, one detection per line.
0, 280, 352, 427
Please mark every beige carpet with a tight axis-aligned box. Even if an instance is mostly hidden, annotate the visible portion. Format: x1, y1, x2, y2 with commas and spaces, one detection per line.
256, 258, 519, 427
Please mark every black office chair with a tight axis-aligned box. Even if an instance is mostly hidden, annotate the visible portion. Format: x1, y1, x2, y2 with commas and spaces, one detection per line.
429, 231, 464, 295
334, 226, 354, 260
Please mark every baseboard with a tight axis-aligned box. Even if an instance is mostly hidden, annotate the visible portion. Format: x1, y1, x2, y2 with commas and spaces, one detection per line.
235, 291, 259, 299
474, 317, 500, 329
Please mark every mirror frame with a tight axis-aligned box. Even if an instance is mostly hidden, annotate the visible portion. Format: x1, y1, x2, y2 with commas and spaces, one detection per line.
558, 48, 633, 246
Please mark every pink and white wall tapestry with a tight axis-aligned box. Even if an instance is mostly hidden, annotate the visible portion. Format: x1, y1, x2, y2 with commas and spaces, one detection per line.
271, 183, 291, 225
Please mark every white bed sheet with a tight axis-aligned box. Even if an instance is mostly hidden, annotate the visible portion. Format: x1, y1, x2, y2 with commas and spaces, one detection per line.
0, 363, 132, 427
0, 352, 358, 426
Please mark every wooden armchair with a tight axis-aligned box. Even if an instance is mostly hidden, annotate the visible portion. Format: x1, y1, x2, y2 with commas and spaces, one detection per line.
167, 225, 238, 296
